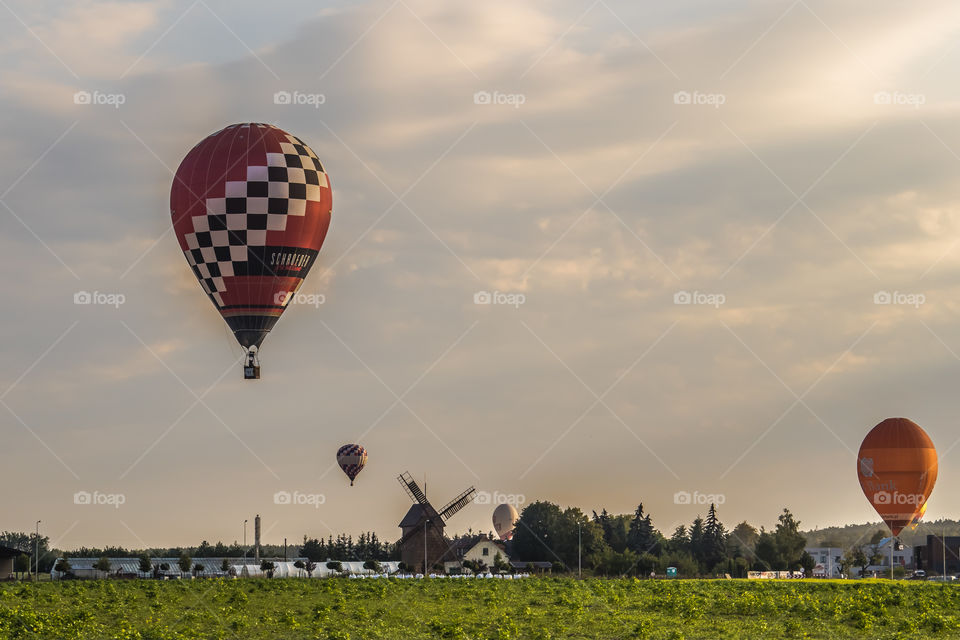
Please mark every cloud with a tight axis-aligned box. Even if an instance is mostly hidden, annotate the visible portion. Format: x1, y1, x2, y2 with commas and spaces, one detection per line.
4, 0, 960, 545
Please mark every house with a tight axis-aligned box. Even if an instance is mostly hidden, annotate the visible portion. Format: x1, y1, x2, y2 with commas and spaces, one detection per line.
0, 546, 27, 580
860, 537, 914, 575
463, 539, 507, 566
804, 547, 843, 578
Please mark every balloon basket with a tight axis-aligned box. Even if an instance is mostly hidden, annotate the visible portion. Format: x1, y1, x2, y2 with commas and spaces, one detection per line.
244, 348, 261, 380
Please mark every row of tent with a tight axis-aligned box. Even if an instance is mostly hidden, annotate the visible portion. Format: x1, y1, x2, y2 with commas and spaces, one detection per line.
50, 558, 400, 579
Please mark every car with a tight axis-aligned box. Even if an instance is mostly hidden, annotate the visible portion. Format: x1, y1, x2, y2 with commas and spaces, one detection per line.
926, 575, 955, 582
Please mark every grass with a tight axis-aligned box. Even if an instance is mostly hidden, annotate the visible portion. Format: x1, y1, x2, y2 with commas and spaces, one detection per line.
2, 577, 960, 639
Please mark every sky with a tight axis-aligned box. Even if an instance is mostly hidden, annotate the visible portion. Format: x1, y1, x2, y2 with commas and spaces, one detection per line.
2, 0, 960, 550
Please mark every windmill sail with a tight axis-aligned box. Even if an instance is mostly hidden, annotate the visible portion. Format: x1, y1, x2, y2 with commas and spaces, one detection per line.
397, 472, 429, 505
439, 487, 476, 520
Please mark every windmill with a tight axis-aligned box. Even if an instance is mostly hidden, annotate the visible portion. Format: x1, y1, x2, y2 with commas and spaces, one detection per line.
396, 471, 476, 573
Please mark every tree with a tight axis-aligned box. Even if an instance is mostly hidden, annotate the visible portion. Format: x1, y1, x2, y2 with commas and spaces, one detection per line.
14, 554, 30, 579
860, 544, 883, 578
843, 548, 868, 578
159, 563, 170, 572
511, 501, 564, 563
305, 560, 316, 577
193, 563, 205, 577
138, 554, 152, 577
178, 553, 192, 578
294, 560, 305, 576
54, 557, 72, 578
94, 556, 112, 579
363, 560, 383, 573
626, 504, 659, 556
326, 561, 342, 573
689, 517, 706, 572
300, 537, 325, 562
754, 529, 778, 570
260, 561, 275, 578
493, 552, 511, 574
221, 558, 231, 573
669, 525, 689, 554
773, 509, 807, 570
703, 504, 727, 572
727, 522, 759, 561
800, 551, 816, 577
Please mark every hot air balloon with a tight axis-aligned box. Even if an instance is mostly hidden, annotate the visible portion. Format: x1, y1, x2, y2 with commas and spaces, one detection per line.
857, 417, 937, 537
170, 123, 332, 378
336, 444, 367, 486
493, 503, 519, 541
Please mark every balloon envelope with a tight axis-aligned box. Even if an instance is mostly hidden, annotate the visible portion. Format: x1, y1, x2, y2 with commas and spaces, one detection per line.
857, 417, 937, 536
170, 123, 332, 352
336, 444, 367, 486
493, 503, 519, 541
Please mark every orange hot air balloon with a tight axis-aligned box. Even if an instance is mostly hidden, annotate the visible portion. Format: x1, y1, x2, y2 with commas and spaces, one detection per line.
857, 418, 937, 536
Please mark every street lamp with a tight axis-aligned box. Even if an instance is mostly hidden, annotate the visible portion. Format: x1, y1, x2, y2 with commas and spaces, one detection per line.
578, 522, 582, 579
34, 521, 40, 582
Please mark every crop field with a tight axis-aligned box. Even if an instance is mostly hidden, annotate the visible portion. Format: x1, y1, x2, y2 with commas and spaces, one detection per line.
2, 578, 960, 639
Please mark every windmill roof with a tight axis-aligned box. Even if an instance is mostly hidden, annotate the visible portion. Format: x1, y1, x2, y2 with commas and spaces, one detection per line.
399, 503, 440, 528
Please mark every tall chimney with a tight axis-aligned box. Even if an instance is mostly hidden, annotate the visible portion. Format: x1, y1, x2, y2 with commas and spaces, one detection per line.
254, 514, 261, 562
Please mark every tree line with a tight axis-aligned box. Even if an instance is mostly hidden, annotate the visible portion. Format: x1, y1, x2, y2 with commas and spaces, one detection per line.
299, 532, 398, 562
510, 501, 812, 577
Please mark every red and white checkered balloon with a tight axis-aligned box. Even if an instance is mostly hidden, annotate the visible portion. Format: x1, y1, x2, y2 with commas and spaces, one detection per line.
170, 123, 332, 352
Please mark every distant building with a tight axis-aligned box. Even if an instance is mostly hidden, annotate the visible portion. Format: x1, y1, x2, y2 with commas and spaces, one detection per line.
804, 547, 843, 577
49, 557, 400, 579
397, 504, 451, 572
915, 535, 960, 575
443, 538, 507, 573
861, 537, 913, 575
0, 546, 27, 579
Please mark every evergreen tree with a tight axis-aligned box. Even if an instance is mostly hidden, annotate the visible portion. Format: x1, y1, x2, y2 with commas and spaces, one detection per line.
626, 504, 659, 555
689, 517, 706, 572
703, 503, 727, 571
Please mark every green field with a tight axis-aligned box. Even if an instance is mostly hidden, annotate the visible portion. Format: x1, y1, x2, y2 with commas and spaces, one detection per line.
3, 578, 960, 639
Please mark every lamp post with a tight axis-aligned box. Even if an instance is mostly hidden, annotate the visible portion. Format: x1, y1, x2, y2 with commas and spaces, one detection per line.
34, 521, 40, 582
578, 522, 582, 579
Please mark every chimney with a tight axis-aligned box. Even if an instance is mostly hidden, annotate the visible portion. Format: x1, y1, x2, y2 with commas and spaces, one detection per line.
254, 514, 261, 562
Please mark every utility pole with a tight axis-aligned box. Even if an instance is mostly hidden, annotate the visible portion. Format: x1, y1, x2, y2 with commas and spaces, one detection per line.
943, 522, 947, 579
243, 520, 248, 560
34, 521, 40, 582
578, 522, 582, 579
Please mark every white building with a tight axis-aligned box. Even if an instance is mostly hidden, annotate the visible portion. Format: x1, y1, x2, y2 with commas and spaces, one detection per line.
50, 557, 400, 579
804, 547, 844, 578
860, 537, 913, 575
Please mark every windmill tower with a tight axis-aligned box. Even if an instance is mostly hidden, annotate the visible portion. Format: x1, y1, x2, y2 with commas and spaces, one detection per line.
397, 471, 475, 573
